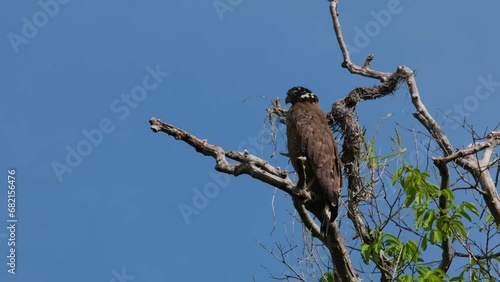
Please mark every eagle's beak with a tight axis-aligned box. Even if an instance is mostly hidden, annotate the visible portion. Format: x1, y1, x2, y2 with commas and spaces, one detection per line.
285, 96, 291, 104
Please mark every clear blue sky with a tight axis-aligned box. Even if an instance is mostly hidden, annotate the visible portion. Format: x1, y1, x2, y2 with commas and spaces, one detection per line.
1, 1, 500, 281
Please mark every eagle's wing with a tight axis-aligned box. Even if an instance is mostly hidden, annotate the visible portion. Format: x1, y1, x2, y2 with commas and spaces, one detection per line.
306, 107, 340, 208
286, 105, 312, 171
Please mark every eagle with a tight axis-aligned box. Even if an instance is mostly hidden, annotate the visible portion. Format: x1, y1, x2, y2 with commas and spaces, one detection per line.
285, 86, 342, 237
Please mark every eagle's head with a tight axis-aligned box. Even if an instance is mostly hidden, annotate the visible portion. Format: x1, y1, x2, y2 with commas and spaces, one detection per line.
285, 86, 319, 105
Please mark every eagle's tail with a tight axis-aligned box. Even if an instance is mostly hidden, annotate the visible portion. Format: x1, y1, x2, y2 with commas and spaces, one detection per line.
320, 203, 338, 238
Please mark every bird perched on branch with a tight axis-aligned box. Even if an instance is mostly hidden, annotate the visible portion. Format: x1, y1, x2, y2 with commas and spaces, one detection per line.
285, 86, 342, 237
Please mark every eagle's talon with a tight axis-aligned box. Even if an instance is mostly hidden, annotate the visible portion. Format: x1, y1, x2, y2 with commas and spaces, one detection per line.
292, 187, 314, 203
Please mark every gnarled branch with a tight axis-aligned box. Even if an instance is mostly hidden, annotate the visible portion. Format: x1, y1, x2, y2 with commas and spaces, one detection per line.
150, 117, 294, 193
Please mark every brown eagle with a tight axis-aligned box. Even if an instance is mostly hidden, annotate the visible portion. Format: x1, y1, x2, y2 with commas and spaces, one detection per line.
286, 86, 342, 237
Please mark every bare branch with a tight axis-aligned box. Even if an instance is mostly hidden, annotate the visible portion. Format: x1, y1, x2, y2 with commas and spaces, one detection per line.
481, 131, 500, 166
259, 241, 308, 281
329, 0, 392, 82
455, 251, 500, 260
293, 202, 322, 239
432, 143, 490, 164
267, 98, 287, 125
362, 54, 374, 69
149, 117, 294, 194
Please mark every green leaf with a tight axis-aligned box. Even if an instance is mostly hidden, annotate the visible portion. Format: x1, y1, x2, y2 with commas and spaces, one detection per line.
460, 209, 472, 222
405, 240, 419, 257
422, 210, 435, 229
426, 182, 440, 198
430, 229, 443, 244
451, 220, 467, 239
392, 167, 404, 186
463, 201, 479, 216
392, 173, 399, 187
429, 268, 449, 281
384, 233, 400, 246
486, 213, 492, 222
398, 275, 413, 282
361, 243, 371, 265
383, 234, 402, 256
421, 235, 428, 251
395, 128, 402, 146
439, 189, 455, 206
319, 272, 335, 282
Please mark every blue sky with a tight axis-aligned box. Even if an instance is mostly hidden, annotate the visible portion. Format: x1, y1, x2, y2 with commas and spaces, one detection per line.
1, 0, 500, 281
